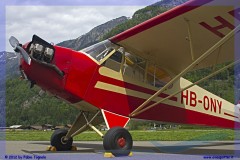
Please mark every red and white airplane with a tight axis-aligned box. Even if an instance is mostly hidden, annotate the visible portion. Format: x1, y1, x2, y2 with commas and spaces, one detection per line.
9, 0, 240, 156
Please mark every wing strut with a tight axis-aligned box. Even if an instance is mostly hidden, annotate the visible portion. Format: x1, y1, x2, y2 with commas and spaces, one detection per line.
185, 18, 195, 61
130, 24, 240, 117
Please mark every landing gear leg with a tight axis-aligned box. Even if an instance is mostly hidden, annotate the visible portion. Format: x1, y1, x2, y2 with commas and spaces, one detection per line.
49, 110, 103, 151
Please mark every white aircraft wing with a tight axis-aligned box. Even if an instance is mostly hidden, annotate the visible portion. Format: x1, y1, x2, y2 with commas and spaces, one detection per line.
110, 0, 240, 76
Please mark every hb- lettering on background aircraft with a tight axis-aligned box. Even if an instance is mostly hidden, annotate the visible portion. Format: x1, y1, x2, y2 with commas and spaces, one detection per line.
8, 0, 240, 156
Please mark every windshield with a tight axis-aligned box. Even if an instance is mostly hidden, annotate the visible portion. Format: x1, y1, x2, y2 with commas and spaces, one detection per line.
81, 40, 119, 62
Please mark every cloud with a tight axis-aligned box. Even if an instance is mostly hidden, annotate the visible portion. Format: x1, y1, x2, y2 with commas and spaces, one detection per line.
6, 0, 159, 6
6, 5, 147, 51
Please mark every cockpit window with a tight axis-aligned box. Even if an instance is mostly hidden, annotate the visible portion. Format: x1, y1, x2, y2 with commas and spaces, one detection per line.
81, 40, 119, 62
123, 52, 171, 87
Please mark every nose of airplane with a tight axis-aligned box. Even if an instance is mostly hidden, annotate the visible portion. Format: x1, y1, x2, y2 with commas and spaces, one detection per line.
8, 35, 83, 103
9, 35, 64, 87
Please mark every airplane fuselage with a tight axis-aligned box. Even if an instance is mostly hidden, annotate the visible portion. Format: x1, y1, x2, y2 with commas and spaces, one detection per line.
20, 37, 240, 129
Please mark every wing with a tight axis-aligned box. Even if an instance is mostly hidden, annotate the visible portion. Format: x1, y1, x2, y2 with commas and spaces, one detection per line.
110, 0, 240, 76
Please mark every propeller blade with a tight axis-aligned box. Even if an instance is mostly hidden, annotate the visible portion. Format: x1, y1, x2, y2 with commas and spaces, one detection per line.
16, 46, 31, 65
9, 36, 31, 65
9, 36, 19, 49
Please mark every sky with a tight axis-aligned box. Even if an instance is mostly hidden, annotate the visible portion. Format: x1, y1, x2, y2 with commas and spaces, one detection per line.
5, 2, 158, 52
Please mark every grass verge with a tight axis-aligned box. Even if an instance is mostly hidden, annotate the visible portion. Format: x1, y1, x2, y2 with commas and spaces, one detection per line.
5, 129, 235, 141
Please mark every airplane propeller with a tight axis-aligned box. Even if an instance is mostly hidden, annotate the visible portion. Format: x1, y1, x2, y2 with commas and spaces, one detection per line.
9, 36, 31, 65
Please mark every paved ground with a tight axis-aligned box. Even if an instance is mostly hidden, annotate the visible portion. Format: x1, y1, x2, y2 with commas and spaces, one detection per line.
1, 141, 240, 160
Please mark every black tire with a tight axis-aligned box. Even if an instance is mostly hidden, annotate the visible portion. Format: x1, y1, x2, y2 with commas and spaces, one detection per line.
50, 128, 73, 151
103, 127, 133, 156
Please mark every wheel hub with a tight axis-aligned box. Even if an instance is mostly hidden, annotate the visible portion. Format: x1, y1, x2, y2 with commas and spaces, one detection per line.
61, 136, 68, 145
117, 137, 126, 148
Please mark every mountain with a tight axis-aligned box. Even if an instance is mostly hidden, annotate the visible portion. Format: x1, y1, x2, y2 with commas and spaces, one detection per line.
151, 0, 189, 7
57, 1, 189, 50
6, 52, 20, 78
57, 16, 128, 51
102, 6, 170, 40
0, 51, 5, 127
0, 52, 5, 79
0, 51, 20, 79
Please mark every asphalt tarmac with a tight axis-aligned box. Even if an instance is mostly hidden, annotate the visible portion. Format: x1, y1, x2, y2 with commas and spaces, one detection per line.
2, 141, 240, 160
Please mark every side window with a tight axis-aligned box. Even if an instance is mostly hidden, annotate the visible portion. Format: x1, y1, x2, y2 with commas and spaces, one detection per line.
103, 50, 122, 72
105, 49, 172, 87
109, 51, 122, 63
147, 64, 171, 87
123, 53, 146, 82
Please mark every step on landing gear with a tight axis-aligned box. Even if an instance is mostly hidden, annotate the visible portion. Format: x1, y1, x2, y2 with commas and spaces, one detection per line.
103, 127, 133, 157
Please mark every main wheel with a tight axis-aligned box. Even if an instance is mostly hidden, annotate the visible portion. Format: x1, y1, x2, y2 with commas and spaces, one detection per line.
103, 127, 133, 156
50, 128, 73, 151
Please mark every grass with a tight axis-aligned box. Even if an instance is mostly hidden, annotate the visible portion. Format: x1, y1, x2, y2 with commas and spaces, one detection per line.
4, 129, 236, 141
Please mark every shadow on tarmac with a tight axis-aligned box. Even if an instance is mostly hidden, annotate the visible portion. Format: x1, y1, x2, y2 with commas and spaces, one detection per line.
22, 141, 239, 155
